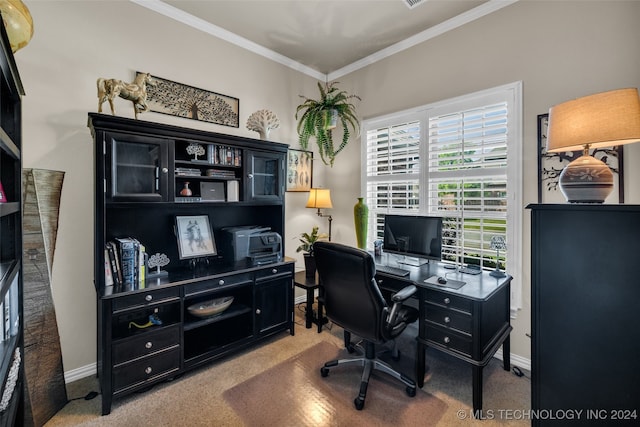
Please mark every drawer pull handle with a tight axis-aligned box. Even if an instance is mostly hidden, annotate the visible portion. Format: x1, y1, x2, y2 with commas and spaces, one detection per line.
145, 367, 152, 375
145, 295, 153, 302
272, 268, 278, 274
219, 279, 225, 286
444, 337, 451, 344
256, 309, 261, 315
145, 342, 153, 349
443, 297, 450, 304
444, 316, 451, 324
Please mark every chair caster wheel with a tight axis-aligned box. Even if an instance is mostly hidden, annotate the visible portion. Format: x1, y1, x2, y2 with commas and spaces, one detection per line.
406, 386, 416, 397
320, 367, 329, 377
354, 397, 364, 410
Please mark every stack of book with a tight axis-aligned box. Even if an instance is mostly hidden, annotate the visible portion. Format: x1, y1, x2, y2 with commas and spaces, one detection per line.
175, 167, 201, 177
205, 168, 236, 179
105, 237, 147, 292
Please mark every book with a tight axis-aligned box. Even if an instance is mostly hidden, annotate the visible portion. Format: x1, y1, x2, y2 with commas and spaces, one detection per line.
136, 240, 146, 289
115, 238, 136, 290
104, 248, 114, 286
106, 242, 122, 287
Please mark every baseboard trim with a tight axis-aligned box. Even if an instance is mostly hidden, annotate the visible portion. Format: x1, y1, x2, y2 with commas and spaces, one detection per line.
64, 363, 97, 383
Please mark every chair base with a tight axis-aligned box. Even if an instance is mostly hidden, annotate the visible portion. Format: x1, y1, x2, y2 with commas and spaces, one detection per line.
320, 341, 416, 410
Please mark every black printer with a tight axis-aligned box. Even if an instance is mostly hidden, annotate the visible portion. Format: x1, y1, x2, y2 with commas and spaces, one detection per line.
220, 226, 282, 265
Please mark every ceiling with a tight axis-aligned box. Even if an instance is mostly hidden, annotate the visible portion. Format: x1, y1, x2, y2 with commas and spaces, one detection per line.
132, 0, 517, 80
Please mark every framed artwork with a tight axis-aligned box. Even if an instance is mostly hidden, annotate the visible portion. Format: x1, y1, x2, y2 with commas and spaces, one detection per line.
286, 149, 313, 192
175, 215, 217, 259
139, 72, 239, 128
537, 113, 624, 203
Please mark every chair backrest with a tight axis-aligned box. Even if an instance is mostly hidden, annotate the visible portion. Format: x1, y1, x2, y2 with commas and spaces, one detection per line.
314, 241, 387, 343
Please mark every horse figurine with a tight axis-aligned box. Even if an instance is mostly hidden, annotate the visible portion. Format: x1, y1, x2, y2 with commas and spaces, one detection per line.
97, 72, 155, 119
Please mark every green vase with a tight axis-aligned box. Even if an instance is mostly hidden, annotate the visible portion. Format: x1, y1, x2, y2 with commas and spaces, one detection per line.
353, 197, 368, 249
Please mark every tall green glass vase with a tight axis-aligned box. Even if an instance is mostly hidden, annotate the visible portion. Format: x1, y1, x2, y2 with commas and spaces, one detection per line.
353, 197, 368, 249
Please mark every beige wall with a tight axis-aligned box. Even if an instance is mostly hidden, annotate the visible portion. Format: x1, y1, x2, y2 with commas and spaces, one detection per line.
15, 0, 640, 375
333, 0, 640, 362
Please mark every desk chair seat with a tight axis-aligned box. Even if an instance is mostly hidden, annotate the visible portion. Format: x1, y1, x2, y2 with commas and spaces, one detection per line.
314, 241, 419, 410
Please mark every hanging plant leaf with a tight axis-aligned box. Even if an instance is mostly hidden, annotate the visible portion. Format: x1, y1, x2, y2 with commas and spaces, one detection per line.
295, 82, 361, 166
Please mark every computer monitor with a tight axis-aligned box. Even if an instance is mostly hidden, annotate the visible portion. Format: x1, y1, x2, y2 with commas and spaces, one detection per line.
383, 214, 443, 265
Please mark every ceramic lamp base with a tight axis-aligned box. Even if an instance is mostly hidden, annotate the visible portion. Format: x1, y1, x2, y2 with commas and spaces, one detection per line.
559, 154, 613, 203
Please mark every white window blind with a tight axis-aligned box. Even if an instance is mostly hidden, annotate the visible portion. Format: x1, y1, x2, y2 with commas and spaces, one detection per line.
427, 103, 508, 269
361, 82, 523, 314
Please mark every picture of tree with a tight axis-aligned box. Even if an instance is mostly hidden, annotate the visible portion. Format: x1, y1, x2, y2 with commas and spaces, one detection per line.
139, 72, 239, 128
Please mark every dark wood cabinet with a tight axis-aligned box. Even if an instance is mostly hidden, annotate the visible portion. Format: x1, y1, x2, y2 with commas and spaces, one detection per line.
530, 204, 640, 426
0, 20, 24, 427
89, 114, 294, 415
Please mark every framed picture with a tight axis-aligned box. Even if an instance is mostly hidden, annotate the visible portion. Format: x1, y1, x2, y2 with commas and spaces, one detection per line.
139, 72, 239, 128
537, 113, 624, 203
286, 149, 313, 192
175, 215, 217, 259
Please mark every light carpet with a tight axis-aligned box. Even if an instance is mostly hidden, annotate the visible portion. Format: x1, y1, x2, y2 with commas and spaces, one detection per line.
224, 340, 448, 426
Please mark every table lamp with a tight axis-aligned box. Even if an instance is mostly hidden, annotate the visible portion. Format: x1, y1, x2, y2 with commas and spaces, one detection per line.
306, 188, 333, 241
546, 88, 640, 203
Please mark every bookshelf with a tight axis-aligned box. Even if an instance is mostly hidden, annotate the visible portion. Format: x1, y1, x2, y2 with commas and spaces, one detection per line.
88, 114, 294, 415
0, 18, 24, 427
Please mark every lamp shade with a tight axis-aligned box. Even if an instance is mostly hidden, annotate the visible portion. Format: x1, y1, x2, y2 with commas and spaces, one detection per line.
547, 88, 640, 153
306, 188, 333, 209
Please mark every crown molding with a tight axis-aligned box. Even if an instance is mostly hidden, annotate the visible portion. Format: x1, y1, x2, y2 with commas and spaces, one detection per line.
132, 0, 518, 82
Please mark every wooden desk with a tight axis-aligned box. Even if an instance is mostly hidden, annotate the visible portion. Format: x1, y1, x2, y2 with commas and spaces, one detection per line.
293, 271, 324, 332
373, 255, 512, 415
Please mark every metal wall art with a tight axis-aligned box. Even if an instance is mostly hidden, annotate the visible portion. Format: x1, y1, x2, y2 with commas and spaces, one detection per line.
537, 113, 624, 203
286, 149, 313, 192
138, 72, 239, 128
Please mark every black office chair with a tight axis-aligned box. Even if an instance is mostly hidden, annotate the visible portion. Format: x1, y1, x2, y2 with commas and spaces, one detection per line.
314, 241, 419, 410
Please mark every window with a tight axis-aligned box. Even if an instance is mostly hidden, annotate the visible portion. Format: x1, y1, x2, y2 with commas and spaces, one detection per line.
362, 82, 522, 313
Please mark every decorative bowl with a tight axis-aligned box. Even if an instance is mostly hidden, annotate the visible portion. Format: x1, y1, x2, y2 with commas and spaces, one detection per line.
187, 296, 234, 318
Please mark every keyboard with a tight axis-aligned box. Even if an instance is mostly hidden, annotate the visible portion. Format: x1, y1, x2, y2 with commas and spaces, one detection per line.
459, 265, 482, 275
376, 265, 410, 277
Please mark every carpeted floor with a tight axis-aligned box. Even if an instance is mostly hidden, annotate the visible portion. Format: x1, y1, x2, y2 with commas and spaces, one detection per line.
45, 307, 530, 426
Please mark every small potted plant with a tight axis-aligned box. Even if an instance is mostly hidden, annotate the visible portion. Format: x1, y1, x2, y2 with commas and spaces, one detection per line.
296, 226, 328, 278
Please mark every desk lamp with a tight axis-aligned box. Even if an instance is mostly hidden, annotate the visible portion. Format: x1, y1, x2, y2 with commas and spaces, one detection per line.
489, 236, 507, 278
546, 88, 640, 203
306, 188, 333, 241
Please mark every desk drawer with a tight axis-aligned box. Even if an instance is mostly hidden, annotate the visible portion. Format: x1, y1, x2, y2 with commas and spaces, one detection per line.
184, 273, 252, 297
113, 347, 180, 392
113, 287, 180, 313
113, 324, 180, 365
425, 325, 472, 357
425, 304, 472, 334
424, 289, 472, 313
255, 264, 293, 281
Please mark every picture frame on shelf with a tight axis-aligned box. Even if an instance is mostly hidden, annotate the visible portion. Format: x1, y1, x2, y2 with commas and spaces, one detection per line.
537, 113, 624, 204
175, 215, 217, 259
139, 72, 239, 128
286, 149, 313, 192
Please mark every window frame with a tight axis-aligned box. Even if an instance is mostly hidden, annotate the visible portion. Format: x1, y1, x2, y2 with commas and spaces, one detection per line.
361, 82, 523, 314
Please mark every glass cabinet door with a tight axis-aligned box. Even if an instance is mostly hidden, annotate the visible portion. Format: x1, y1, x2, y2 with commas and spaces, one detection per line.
246, 150, 284, 201
106, 133, 172, 202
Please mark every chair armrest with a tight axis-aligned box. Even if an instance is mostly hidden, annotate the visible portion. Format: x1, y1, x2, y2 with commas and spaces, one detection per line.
391, 285, 417, 303
387, 285, 417, 326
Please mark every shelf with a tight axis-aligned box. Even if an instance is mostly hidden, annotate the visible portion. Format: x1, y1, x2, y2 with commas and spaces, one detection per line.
183, 304, 252, 331
0, 128, 19, 159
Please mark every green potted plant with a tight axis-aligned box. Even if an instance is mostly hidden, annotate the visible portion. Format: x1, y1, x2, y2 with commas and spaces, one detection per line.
295, 81, 361, 167
296, 226, 328, 278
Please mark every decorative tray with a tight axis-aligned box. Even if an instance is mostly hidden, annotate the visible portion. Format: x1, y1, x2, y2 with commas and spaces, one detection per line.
187, 296, 234, 318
